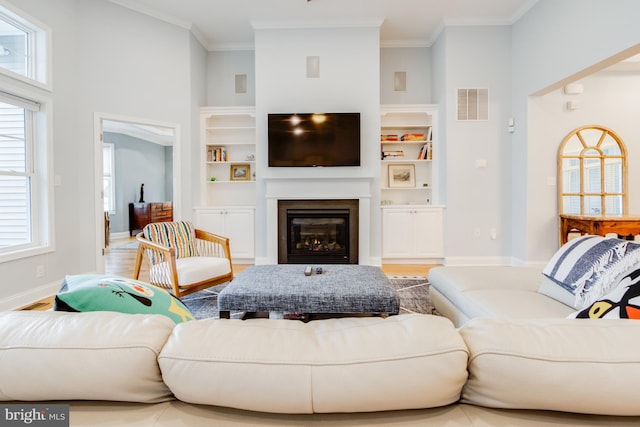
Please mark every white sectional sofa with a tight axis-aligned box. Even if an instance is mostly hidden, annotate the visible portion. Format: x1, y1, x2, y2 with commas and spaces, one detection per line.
2, 309, 640, 426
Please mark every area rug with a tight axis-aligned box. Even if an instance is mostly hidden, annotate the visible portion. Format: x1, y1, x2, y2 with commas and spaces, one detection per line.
181, 276, 437, 320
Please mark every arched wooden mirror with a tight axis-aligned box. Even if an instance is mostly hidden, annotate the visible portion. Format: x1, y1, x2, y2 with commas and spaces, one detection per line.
558, 125, 627, 215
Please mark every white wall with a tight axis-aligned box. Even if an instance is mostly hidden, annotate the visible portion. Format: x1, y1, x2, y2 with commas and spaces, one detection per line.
253, 25, 381, 263
511, 0, 640, 264
436, 25, 513, 265
0, 0, 203, 308
207, 50, 255, 106
380, 47, 431, 104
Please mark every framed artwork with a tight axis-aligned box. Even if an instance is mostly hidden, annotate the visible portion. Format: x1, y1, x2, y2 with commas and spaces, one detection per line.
230, 163, 251, 181
388, 164, 416, 188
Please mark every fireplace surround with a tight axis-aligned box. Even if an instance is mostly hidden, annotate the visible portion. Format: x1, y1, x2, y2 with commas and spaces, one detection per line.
278, 199, 359, 264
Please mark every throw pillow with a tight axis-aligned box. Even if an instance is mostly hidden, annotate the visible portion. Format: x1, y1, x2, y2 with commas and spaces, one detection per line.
540, 235, 640, 309
54, 274, 194, 324
569, 268, 640, 319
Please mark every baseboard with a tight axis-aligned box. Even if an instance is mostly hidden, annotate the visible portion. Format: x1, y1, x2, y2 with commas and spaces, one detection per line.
443, 256, 515, 266
382, 258, 443, 265
110, 231, 130, 240
0, 279, 61, 311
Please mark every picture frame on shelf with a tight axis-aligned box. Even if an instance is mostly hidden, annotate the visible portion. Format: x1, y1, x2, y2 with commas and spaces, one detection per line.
388, 164, 416, 188
230, 163, 251, 181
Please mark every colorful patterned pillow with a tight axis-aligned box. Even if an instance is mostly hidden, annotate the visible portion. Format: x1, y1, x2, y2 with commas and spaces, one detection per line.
143, 221, 197, 259
569, 268, 640, 319
54, 274, 194, 324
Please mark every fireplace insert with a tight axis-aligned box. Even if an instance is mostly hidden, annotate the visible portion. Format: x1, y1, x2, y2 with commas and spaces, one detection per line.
278, 200, 358, 264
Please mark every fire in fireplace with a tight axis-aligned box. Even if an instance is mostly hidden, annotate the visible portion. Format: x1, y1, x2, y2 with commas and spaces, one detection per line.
278, 200, 358, 264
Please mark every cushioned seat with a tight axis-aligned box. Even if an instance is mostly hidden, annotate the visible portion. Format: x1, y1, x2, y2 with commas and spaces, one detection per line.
429, 266, 574, 327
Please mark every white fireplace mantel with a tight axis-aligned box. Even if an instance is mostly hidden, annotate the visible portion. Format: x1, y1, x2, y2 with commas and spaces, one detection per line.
261, 177, 375, 265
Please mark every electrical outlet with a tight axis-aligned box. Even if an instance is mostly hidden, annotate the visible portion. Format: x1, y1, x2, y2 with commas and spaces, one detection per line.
474, 228, 481, 238
36, 265, 45, 278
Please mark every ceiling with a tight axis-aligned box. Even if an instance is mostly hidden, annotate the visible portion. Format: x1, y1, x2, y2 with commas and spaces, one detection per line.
110, 0, 538, 50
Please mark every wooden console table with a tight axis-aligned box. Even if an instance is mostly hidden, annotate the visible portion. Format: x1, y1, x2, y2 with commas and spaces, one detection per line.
559, 214, 640, 245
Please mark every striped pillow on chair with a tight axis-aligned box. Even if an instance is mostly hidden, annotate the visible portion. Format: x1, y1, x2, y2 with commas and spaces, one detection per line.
143, 221, 197, 260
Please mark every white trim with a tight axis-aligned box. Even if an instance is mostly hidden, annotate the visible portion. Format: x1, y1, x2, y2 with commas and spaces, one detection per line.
94, 112, 181, 273
0, 277, 60, 311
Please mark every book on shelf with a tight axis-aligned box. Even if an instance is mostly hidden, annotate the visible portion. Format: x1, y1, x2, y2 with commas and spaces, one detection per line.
382, 150, 405, 160
417, 142, 433, 160
207, 146, 227, 162
401, 133, 425, 141
381, 134, 399, 141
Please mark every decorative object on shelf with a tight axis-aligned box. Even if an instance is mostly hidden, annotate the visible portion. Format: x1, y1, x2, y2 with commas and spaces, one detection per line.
230, 163, 251, 181
246, 153, 255, 161
388, 164, 416, 188
139, 183, 144, 203
210, 177, 216, 181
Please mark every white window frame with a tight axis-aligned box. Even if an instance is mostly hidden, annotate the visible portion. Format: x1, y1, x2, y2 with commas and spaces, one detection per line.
0, 2, 52, 263
103, 143, 115, 214
0, 0, 50, 90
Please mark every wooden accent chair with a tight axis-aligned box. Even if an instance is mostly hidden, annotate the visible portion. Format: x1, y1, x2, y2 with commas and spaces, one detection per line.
133, 220, 233, 298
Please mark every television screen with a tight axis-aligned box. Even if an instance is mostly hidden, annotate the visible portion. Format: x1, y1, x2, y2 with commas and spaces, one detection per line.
268, 113, 360, 167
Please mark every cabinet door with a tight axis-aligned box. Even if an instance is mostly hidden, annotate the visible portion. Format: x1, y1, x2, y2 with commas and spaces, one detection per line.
412, 208, 443, 258
223, 209, 255, 259
194, 209, 226, 236
193, 209, 254, 259
382, 209, 414, 258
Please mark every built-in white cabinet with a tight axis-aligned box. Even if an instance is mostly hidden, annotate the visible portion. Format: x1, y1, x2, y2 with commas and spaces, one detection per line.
193, 208, 255, 261
382, 206, 444, 260
380, 104, 444, 262
198, 106, 256, 262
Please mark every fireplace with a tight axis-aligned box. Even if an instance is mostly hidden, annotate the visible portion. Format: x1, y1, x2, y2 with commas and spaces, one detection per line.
278, 199, 358, 264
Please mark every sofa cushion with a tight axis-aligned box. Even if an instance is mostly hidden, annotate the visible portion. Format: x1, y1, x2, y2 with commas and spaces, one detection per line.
158, 314, 469, 414
54, 274, 194, 324
569, 267, 640, 319
541, 235, 640, 308
428, 266, 573, 324
0, 311, 175, 403
460, 317, 640, 416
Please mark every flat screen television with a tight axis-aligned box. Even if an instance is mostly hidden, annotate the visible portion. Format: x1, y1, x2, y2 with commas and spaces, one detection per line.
268, 112, 360, 167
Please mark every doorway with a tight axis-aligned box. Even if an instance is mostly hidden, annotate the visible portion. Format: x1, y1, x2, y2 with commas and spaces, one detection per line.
94, 113, 180, 273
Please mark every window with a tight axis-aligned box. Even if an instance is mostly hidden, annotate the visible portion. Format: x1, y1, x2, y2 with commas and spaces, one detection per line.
103, 143, 115, 213
0, 4, 51, 261
558, 125, 627, 215
0, 2, 49, 86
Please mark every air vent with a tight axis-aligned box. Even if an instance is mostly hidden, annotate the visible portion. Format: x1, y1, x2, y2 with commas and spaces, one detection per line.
457, 88, 489, 121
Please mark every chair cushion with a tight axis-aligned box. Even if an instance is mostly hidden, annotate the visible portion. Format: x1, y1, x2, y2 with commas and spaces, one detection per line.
150, 257, 231, 287
143, 221, 197, 259
54, 274, 194, 324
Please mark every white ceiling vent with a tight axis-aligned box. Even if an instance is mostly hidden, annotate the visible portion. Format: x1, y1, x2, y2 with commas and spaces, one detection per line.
457, 88, 489, 121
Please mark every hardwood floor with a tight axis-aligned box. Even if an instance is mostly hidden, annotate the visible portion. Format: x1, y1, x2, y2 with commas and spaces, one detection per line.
18, 235, 438, 311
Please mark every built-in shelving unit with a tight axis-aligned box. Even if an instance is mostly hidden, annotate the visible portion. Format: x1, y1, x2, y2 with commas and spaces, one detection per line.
380, 104, 444, 261
380, 104, 437, 206
195, 106, 256, 261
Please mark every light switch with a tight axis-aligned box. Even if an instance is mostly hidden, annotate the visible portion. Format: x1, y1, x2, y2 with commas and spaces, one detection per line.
475, 159, 487, 168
